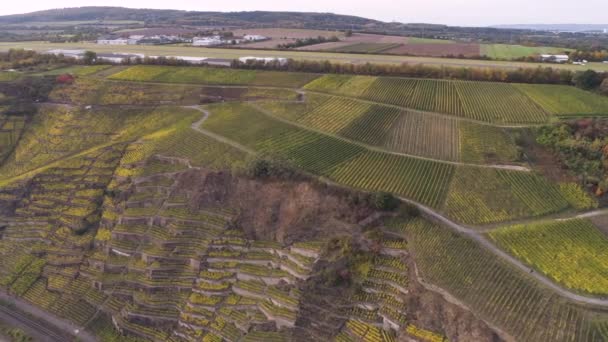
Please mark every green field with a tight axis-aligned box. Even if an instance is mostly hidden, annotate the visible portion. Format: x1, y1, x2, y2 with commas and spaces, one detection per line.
304, 75, 550, 124
481, 44, 572, 59
488, 219, 608, 296
515, 84, 608, 116
108, 65, 318, 87
331, 43, 402, 53
406, 220, 608, 342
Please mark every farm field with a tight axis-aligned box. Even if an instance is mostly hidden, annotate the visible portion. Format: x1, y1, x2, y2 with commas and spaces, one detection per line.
202, 102, 453, 207
107, 65, 319, 87
4, 42, 608, 72
407, 220, 608, 342
383, 43, 481, 57
330, 43, 402, 54
304, 75, 550, 124
259, 95, 522, 164
444, 166, 572, 225
481, 44, 572, 59
488, 219, 608, 296
34, 64, 112, 76
515, 83, 608, 116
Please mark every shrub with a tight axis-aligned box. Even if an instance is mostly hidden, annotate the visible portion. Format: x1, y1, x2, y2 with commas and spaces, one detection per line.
372, 192, 400, 211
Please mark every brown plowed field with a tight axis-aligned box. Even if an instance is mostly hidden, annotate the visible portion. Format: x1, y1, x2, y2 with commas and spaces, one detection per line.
384, 43, 481, 57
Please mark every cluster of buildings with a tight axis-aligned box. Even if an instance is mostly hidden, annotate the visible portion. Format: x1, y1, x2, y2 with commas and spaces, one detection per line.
97, 35, 188, 46
192, 34, 267, 47
97, 33, 268, 47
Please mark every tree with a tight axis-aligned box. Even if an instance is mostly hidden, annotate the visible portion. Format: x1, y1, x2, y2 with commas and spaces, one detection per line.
600, 78, 608, 96
83, 50, 97, 65
371, 192, 400, 211
573, 70, 602, 90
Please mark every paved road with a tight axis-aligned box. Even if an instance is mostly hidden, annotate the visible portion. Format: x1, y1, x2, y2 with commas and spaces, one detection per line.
0, 304, 68, 342
0, 292, 96, 342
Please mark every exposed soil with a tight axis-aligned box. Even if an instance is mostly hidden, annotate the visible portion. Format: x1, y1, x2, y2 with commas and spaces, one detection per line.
175, 169, 373, 243
589, 214, 608, 237
384, 43, 481, 57
519, 130, 577, 183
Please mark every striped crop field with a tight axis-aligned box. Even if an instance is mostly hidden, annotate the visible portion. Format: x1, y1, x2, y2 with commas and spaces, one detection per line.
459, 122, 520, 164
107, 65, 319, 87
444, 167, 570, 225
304, 75, 551, 124
202, 102, 454, 207
515, 84, 608, 116
407, 220, 608, 342
488, 218, 608, 296
328, 152, 455, 208
259, 95, 521, 164
385, 112, 460, 161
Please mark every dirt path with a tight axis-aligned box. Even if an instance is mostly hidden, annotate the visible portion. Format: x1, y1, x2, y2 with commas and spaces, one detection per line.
185, 106, 256, 154
186, 104, 608, 306
249, 102, 531, 172
398, 196, 608, 307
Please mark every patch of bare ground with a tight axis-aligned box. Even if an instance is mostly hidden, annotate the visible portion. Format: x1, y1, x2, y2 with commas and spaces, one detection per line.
519, 130, 577, 183
232, 28, 343, 39
175, 168, 375, 243
384, 43, 481, 57
589, 214, 608, 237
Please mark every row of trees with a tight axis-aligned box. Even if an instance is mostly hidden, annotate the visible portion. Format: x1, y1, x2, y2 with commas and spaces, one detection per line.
232, 58, 608, 87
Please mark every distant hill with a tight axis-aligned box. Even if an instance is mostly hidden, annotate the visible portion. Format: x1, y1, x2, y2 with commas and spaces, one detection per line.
493, 24, 608, 33
0, 6, 382, 30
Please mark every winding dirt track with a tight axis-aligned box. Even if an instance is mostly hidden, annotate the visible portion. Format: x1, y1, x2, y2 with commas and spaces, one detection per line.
191, 105, 608, 307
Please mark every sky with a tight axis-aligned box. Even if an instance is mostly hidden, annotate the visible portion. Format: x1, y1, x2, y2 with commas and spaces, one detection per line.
1, 0, 607, 27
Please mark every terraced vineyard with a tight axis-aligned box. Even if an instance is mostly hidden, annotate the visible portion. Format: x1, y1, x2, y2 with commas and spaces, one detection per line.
108, 65, 319, 87
488, 219, 608, 296
0, 105, 201, 181
407, 220, 608, 342
304, 74, 608, 124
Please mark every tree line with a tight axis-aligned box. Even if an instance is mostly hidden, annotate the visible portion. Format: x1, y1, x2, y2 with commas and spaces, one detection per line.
231, 58, 608, 90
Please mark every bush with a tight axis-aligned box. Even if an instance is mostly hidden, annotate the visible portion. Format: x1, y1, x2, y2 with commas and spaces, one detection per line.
372, 192, 400, 211
573, 70, 602, 90
600, 78, 608, 96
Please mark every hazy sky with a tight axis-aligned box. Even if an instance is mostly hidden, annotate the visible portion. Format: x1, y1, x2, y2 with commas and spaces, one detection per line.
1, 0, 607, 26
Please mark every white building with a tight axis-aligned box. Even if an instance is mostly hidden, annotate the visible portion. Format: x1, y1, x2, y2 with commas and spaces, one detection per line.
540, 54, 569, 63
238, 56, 288, 65
192, 36, 223, 47
243, 34, 267, 42
97, 38, 129, 45
44, 49, 86, 59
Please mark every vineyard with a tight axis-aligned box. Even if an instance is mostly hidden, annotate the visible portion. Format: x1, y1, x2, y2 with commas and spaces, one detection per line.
108, 65, 319, 87
259, 95, 522, 164
488, 219, 608, 296
407, 220, 608, 342
0, 105, 201, 181
515, 83, 608, 116
304, 75, 551, 124
444, 167, 571, 225
202, 102, 455, 207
